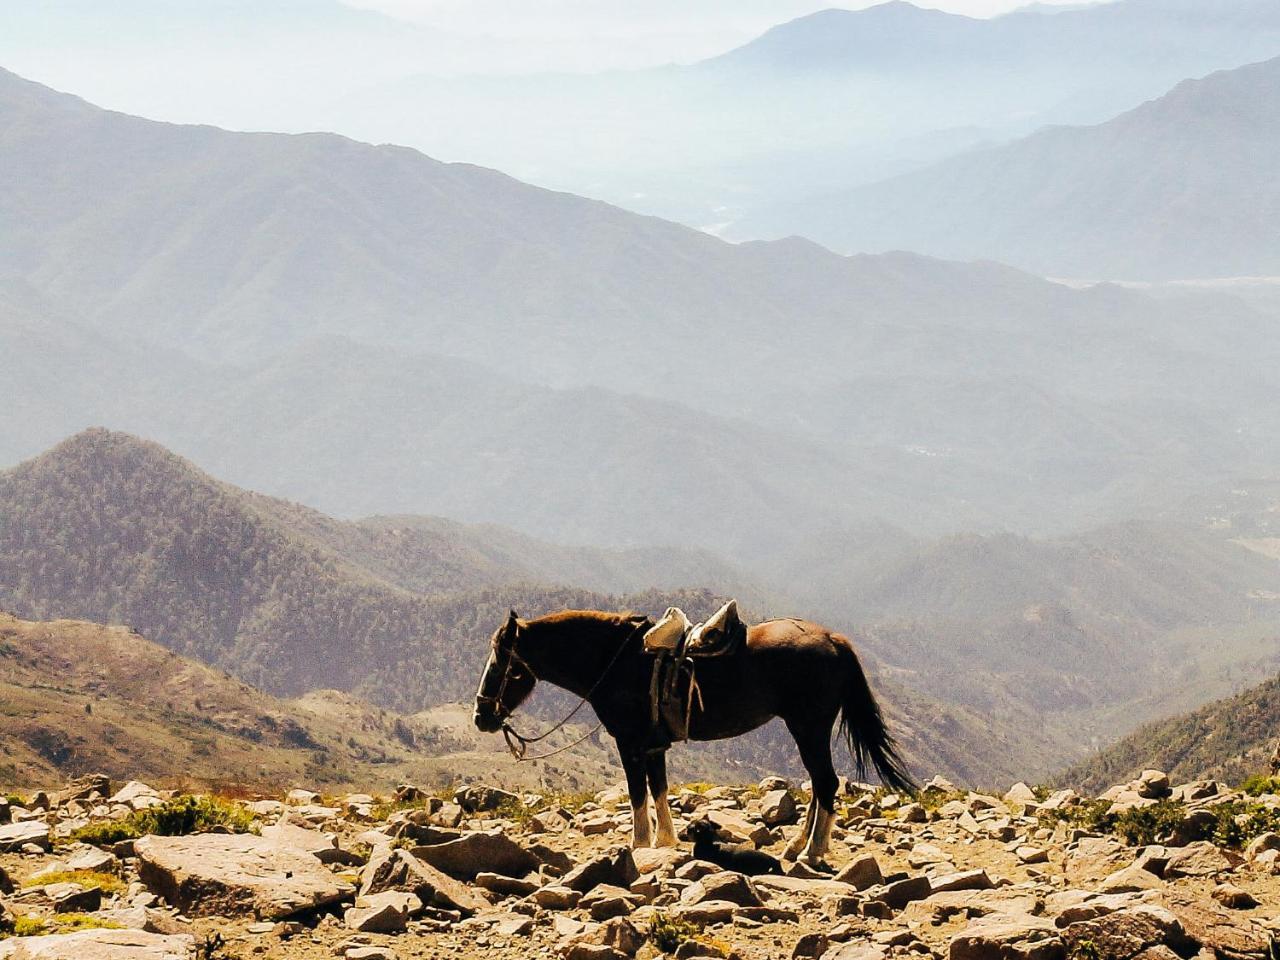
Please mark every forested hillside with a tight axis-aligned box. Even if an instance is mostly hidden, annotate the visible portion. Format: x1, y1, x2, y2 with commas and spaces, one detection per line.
0, 429, 1054, 786
1063, 668, 1280, 792
0, 429, 716, 709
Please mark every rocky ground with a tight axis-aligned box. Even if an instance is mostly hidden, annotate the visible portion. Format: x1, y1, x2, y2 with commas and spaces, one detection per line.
3, 771, 1280, 959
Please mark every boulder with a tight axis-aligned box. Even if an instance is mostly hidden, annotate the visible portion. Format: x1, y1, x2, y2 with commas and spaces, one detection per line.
531, 885, 581, 909
1005, 783, 1038, 805
834, 854, 883, 890
754, 875, 855, 899
760, 789, 798, 826
929, 869, 993, 894
581, 884, 641, 920
52, 774, 111, 806
1244, 832, 1280, 861
454, 784, 519, 813
868, 875, 931, 910
1135, 770, 1171, 799
562, 847, 639, 893
679, 871, 761, 907
64, 845, 118, 874
134, 833, 354, 919
345, 890, 421, 933
108, 782, 162, 809
47, 881, 102, 913
0, 930, 193, 960
949, 914, 1065, 960
826, 946, 889, 960
0, 821, 50, 853
1163, 842, 1234, 879
672, 899, 738, 925
1059, 905, 1192, 959
1099, 864, 1163, 894
1166, 893, 1275, 958
631, 847, 687, 875
1213, 883, 1259, 910
413, 830, 538, 880
360, 847, 486, 915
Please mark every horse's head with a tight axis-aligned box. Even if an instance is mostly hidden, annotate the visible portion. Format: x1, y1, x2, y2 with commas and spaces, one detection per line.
474, 609, 537, 733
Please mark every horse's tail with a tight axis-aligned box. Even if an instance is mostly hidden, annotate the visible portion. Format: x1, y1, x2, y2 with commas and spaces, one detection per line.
837, 643, 917, 793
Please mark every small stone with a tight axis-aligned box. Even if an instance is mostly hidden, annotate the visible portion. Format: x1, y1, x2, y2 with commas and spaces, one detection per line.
1016, 845, 1049, 864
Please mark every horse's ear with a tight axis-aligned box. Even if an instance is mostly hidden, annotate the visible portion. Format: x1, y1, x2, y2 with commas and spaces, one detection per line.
507, 609, 520, 626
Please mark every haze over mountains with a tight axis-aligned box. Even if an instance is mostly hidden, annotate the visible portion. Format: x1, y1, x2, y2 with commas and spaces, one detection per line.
4, 65, 1280, 560
740, 54, 1280, 279
7, 0, 1280, 233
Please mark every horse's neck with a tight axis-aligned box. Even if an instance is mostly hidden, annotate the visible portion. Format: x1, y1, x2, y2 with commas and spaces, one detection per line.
521, 617, 633, 697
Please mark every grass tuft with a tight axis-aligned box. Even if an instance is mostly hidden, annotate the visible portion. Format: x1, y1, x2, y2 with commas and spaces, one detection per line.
68, 794, 255, 845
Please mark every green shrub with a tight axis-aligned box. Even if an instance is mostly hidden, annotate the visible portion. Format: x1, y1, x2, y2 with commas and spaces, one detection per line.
69, 795, 255, 845
648, 912, 700, 953
1112, 801, 1187, 846
1240, 775, 1280, 797
1038, 798, 1113, 834
1212, 801, 1280, 849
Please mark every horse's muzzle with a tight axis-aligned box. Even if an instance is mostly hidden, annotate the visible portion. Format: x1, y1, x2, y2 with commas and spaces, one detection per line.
473, 708, 503, 733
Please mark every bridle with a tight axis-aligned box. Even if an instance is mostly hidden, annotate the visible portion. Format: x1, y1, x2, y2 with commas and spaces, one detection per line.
478, 617, 647, 762
475, 633, 535, 724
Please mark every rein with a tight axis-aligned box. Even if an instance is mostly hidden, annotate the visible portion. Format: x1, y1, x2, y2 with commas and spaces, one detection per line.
497, 619, 645, 763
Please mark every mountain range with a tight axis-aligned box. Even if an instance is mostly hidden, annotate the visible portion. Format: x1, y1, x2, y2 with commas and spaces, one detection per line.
738, 54, 1280, 279
5, 65, 1280, 557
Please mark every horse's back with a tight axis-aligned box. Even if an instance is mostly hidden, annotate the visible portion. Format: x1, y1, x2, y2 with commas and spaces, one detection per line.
747, 618, 852, 656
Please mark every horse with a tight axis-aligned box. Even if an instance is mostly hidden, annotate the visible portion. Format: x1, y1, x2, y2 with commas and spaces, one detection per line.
472, 604, 915, 864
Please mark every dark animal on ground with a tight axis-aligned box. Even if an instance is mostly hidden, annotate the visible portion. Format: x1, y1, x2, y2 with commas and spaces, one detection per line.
686, 817, 784, 876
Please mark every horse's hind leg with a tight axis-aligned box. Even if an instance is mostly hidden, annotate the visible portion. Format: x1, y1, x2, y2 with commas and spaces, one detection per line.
646, 750, 677, 847
620, 744, 652, 848
786, 719, 840, 864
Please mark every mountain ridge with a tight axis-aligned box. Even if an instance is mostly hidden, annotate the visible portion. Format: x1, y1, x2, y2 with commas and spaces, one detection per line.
735, 54, 1280, 279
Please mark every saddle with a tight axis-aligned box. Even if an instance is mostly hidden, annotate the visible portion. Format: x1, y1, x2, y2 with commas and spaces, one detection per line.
642, 600, 745, 747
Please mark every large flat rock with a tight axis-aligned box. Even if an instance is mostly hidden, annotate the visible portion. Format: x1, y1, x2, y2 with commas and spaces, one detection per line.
135, 833, 354, 919
0, 930, 193, 960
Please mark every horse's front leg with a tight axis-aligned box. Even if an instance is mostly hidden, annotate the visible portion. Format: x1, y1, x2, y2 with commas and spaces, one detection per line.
620, 745, 652, 848
646, 750, 677, 847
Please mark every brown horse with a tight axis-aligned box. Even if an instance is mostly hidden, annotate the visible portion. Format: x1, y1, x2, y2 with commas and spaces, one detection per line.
473, 606, 914, 863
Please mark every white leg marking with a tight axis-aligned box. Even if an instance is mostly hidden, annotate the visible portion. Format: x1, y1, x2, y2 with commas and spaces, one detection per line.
631, 799, 652, 849
800, 806, 834, 864
784, 796, 817, 860
654, 790, 677, 848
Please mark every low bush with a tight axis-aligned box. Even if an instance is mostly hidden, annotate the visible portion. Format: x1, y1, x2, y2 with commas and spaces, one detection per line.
69, 795, 255, 845
648, 912, 700, 954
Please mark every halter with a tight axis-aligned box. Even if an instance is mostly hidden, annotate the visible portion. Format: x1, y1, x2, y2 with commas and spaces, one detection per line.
480, 618, 646, 762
